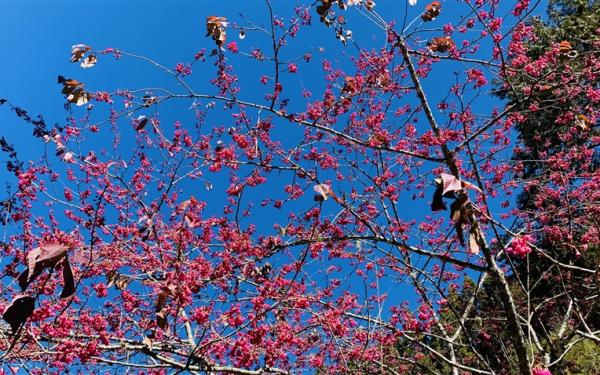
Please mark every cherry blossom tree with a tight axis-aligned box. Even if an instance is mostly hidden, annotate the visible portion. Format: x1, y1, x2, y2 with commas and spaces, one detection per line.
0, 0, 598, 374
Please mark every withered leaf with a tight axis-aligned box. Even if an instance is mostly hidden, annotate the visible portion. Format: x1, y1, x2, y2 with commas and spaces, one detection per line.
440, 173, 463, 196
314, 183, 335, 202
135, 115, 149, 131
67, 89, 90, 107
106, 270, 117, 288
155, 291, 168, 313
3, 295, 35, 334
455, 222, 465, 246
558, 40, 572, 54
155, 289, 170, 329
80, 54, 97, 69
468, 228, 480, 255
142, 95, 158, 107
575, 114, 591, 131
156, 310, 168, 329
450, 195, 468, 222
431, 184, 446, 211
70, 44, 91, 63
114, 275, 130, 290
18, 243, 69, 291
450, 196, 469, 246
59, 257, 75, 298
428, 36, 455, 53
421, 1, 441, 21
206, 16, 228, 46
58, 77, 89, 106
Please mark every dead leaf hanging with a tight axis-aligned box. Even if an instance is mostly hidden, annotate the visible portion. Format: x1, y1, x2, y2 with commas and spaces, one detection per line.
2, 295, 35, 334
142, 95, 158, 107
558, 40, 578, 58
134, 115, 149, 131
421, 2, 441, 21
155, 288, 173, 329
439, 173, 463, 196
427, 36, 455, 53
432, 173, 482, 211
342, 76, 357, 94
70, 44, 91, 63
431, 183, 446, 211
58, 76, 89, 106
206, 16, 228, 46
80, 54, 97, 68
316, 1, 334, 26
468, 227, 480, 255
450, 195, 469, 246
59, 257, 75, 298
314, 184, 336, 202
575, 114, 591, 131
18, 243, 70, 291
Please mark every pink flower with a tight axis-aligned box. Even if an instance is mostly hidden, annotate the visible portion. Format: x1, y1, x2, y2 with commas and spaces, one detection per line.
506, 235, 533, 257
532, 368, 552, 375
226, 41, 239, 53
175, 63, 192, 76
287, 63, 298, 73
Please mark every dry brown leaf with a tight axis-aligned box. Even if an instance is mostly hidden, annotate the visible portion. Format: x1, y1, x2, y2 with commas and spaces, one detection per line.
70, 44, 91, 63
18, 243, 70, 291
206, 16, 228, 46
428, 36, 455, 53
422, 1, 441, 21
2, 295, 35, 334
80, 54, 97, 68
468, 228, 480, 255
314, 184, 336, 202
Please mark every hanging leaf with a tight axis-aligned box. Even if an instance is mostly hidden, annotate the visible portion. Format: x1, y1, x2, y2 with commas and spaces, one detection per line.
450, 195, 468, 221
142, 95, 158, 107
433, 173, 482, 208
206, 16, 228, 46
134, 115, 149, 131
59, 77, 83, 95
575, 114, 591, 131
342, 76, 357, 94
421, 2, 441, 21
58, 76, 89, 106
70, 44, 91, 63
439, 173, 463, 196
155, 289, 171, 329
468, 228, 480, 255
59, 257, 75, 298
63, 151, 74, 163
3, 295, 35, 334
80, 54, 97, 68
115, 275, 131, 290
67, 89, 90, 107
450, 195, 469, 246
431, 184, 446, 211
427, 36, 455, 53
18, 243, 69, 291
558, 40, 573, 55
314, 184, 335, 202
